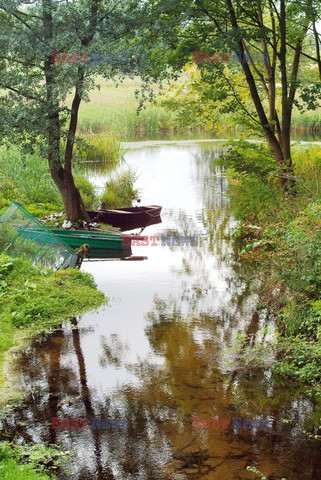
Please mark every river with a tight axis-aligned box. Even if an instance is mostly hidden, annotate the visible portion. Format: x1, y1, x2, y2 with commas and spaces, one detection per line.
1, 140, 321, 480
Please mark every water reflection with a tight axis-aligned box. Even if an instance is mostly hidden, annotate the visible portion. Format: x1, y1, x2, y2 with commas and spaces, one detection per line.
1, 142, 321, 480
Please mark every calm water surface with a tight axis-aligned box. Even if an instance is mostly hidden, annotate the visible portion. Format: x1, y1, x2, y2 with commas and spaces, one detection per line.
2, 141, 321, 480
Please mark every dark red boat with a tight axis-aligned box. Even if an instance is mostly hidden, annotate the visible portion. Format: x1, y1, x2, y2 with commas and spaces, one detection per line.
87, 205, 162, 231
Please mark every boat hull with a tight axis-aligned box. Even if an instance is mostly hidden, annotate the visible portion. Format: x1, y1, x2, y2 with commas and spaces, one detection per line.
49, 229, 148, 258
87, 206, 162, 231
50, 229, 124, 249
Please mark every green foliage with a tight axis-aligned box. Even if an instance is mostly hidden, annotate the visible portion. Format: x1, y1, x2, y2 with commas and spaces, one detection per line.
0, 254, 106, 399
246, 466, 268, 480
268, 203, 321, 298
0, 441, 69, 480
101, 168, 139, 208
223, 141, 278, 179
0, 147, 62, 214
275, 336, 321, 385
227, 171, 281, 222
223, 142, 282, 222
227, 143, 321, 390
247, 466, 286, 480
72, 133, 122, 165
292, 145, 321, 197
74, 175, 98, 209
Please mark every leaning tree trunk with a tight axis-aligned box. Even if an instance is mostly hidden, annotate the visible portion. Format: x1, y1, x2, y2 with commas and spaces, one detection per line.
225, 0, 298, 190
51, 166, 87, 221
43, 0, 87, 222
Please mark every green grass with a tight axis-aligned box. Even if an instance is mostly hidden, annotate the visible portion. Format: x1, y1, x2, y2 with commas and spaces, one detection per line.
0, 143, 123, 218
0, 147, 63, 216
225, 143, 321, 394
0, 456, 51, 480
292, 107, 321, 131
0, 255, 106, 405
74, 77, 181, 138
0, 441, 69, 480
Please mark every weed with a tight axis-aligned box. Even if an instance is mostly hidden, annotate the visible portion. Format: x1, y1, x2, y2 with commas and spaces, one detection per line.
101, 168, 139, 208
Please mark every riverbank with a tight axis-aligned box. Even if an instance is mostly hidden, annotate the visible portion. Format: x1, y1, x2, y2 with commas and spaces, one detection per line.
224, 141, 321, 396
0, 256, 106, 409
0, 256, 106, 479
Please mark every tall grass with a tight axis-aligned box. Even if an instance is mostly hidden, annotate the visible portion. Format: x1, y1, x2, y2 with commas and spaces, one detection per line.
72, 132, 122, 165
292, 107, 321, 131
292, 144, 321, 195
101, 168, 139, 208
0, 147, 62, 215
74, 77, 181, 138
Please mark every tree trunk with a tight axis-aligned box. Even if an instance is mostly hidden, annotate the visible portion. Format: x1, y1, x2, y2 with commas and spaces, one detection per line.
51, 166, 87, 221
312, 21, 321, 80
43, 0, 86, 222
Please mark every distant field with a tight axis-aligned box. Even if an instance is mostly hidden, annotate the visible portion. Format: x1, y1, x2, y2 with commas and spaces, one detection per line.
75, 77, 182, 139
292, 107, 321, 132
72, 76, 321, 140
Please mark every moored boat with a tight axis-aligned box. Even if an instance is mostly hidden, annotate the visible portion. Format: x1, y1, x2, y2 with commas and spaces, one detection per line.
87, 205, 162, 231
49, 229, 145, 258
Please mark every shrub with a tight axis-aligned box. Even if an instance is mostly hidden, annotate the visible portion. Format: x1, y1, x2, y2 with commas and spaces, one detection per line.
269, 203, 321, 298
73, 133, 122, 165
223, 141, 278, 180
101, 168, 139, 208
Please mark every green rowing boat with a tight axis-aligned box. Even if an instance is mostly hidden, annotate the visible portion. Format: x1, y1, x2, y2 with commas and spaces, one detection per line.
50, 229, 126, 250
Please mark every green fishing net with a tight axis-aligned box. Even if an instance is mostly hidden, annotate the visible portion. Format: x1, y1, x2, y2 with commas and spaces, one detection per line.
0, 202, 78, 269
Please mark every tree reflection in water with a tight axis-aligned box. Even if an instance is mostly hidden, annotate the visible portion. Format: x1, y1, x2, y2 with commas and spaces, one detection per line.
1, 144, 321, 480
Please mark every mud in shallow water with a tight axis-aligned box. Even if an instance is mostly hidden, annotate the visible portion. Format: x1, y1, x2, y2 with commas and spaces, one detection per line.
1, 142, 321, 480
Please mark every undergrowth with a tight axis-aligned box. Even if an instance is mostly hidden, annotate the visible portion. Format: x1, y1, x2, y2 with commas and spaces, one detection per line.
223, 141, 321, 394
0, 441, 72, 480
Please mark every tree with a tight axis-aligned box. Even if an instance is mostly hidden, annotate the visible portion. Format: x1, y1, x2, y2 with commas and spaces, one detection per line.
155, 0, 319, 189
0, 0, 154, 220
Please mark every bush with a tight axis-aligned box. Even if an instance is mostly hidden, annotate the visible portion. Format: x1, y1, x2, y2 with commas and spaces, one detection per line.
226, 171, 282, 222
268, 203, 321, 298
223, 142, 283, 222
223, 141, 278, 180
74, 175, 98, 209
101, 168, 139, 208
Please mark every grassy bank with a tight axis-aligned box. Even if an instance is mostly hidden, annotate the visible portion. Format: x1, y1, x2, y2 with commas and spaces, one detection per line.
223, 142, 321, 395
0, 442, 70, 480
0, 144, 137, 217
292, 107, 321, 132
0, 255, 106, 479
0, 254, 106, 406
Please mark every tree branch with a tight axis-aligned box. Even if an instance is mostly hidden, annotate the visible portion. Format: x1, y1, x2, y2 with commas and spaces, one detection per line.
0, 84, 42, 102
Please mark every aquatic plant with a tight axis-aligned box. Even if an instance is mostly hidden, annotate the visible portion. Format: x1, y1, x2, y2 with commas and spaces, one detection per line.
100, 168, 139, 208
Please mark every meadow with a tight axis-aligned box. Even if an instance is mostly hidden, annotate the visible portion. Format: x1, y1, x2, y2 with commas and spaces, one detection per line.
75, 76, 321, 137
75, 77, 182, 138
